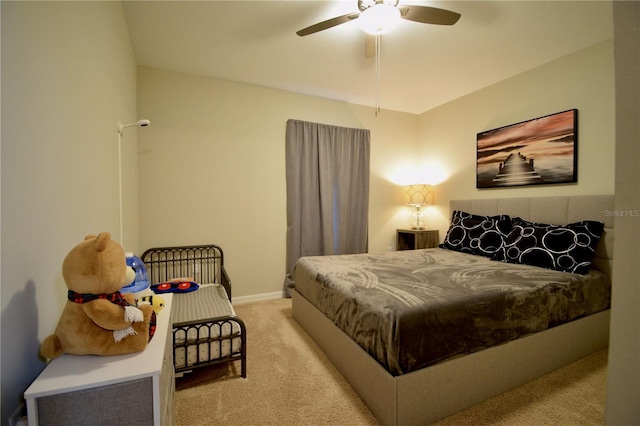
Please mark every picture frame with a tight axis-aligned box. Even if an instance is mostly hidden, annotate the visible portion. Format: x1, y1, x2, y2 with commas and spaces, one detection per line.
476, 109, 578, 188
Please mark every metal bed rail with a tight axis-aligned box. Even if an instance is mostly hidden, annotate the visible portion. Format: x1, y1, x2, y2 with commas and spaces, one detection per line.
141, 244, 232, 301
173, 316, 247, 377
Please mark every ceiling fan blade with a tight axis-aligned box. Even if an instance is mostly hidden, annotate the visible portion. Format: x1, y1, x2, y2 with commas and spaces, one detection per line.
296, 12, 360, 36
399, 5, 461, 26
364, 34, 376, 59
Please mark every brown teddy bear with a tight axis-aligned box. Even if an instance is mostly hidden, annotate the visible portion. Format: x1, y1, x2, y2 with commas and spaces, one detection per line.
40, 232, 156, 359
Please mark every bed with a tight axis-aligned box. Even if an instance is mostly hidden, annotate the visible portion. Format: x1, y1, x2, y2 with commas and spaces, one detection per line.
291, 195, 613, 426
141, 244, 246, 378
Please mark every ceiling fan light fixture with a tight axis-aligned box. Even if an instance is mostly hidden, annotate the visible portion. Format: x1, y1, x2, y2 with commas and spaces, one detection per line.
358, 4, 401, 35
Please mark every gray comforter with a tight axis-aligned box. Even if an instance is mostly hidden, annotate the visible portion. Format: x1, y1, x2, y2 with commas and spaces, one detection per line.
294, 248, 611, 376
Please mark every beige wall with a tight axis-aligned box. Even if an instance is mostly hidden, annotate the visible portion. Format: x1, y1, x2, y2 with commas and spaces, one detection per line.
0, 2, 138, 422
606, 1, 640, 423
418, 39, 616, 239
137, 67, 418, 299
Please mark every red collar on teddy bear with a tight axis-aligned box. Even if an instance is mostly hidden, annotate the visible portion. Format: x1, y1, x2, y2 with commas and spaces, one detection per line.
67, 290, 157, 342
67, 290, 132, 307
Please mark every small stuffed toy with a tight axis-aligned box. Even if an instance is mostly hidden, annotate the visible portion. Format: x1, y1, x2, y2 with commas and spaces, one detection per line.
137, 295, 165, 314
40, 232, 156, 359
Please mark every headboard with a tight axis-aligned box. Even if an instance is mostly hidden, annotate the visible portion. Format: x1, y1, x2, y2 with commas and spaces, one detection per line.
140, 244, 232, 300
450, 195, 614, 279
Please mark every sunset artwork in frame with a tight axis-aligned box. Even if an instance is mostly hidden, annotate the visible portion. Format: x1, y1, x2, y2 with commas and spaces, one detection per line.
476, 109, 578, 188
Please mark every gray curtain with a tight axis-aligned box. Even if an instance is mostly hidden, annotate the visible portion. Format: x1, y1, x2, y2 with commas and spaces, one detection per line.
283, 119, 370, 296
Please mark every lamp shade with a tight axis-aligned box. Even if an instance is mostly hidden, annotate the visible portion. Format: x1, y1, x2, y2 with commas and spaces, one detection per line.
403, 184, 434, 206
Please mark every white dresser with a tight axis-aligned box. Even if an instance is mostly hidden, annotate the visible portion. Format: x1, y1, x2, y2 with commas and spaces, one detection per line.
24, 294, 174, 426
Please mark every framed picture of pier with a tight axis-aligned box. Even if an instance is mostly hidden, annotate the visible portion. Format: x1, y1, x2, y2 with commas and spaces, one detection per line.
476, 109, 578, 188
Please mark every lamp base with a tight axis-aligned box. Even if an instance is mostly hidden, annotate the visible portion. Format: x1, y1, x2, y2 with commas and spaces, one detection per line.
410, 208, 425, 230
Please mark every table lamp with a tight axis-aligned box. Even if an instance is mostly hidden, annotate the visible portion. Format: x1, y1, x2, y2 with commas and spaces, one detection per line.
402, 184, 434, 230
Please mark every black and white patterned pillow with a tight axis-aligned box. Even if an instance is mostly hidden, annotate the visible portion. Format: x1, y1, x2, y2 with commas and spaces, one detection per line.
493, 218, 605, 274
440, 210, 513, 257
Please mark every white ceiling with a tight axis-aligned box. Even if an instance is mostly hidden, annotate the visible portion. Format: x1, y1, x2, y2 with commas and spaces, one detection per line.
122, 0, 613, 115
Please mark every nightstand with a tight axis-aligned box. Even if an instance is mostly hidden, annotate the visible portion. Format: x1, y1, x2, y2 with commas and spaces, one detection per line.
397, 229, 439, 250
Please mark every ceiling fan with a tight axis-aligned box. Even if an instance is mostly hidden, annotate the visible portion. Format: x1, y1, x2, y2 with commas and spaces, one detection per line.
296, 0, 461, 58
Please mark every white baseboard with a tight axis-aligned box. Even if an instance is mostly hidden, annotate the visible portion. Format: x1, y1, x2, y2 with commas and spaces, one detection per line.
232, 291, 284, 305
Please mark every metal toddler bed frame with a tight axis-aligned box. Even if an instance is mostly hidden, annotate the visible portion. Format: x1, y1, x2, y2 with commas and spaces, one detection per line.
141, 244, 246, 378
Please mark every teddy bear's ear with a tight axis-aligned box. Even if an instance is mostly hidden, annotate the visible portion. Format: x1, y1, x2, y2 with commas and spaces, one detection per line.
94, 232, 112, 252
84, 234, 96, 241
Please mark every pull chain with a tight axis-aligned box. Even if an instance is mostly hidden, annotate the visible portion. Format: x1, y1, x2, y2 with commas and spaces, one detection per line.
375, 33, 381, 116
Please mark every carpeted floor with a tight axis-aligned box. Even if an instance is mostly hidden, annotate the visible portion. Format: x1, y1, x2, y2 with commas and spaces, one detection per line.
174, 298, 608, 426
